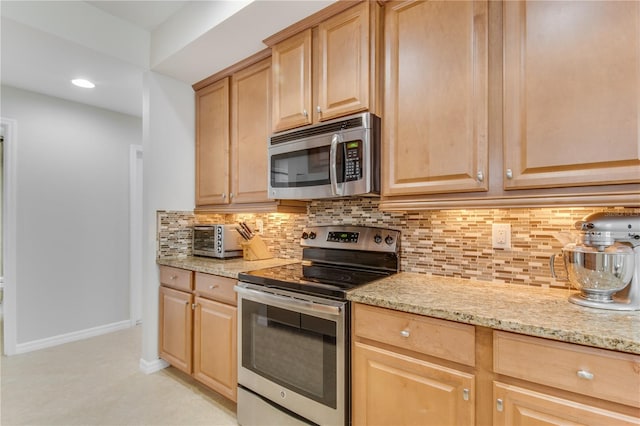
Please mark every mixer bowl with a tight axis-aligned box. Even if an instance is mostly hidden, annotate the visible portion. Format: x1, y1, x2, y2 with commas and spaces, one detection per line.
562, 244, 635, 302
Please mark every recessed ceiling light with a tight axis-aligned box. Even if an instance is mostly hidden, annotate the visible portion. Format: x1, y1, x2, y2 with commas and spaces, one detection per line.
71, 79, 95, 89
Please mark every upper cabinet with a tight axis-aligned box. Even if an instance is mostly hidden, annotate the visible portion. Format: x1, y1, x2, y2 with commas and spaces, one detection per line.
380, 0, 640, 210
382, 0, 489, 197
230, 58, 272, 204
195, 78, 230, 206
194, 53, 306, 213
503, 0, 640, 190
270, 1, 381, 133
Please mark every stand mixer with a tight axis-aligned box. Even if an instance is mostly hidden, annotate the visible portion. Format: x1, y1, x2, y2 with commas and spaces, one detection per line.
551, 212, 640, 311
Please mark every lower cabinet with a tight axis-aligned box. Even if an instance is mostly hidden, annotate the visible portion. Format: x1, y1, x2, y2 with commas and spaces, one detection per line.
352, 303, 640, 426
493, 382, 640, 426
353, 341, 475, 425
193, 296, 237, 401
493, 330, 640, 426
352, 303, 476, 425
158, 266, 238, 402
159, 285, 193, 374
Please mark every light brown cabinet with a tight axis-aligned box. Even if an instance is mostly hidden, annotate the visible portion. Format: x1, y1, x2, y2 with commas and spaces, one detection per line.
379, 0, 640, 210
270, 1, 381, 132
195, 58, 270, 208
503, 0, 640, 190
493, 331, 640, 425
195, 78, 229, 207
352, 303, 640, 425
493, 382, 640, 426
194, 54, 306, 213
159, 285, 193, 374
352, 303, 476, 425
230, 57, 272, 205
382, 0, 489, 196
158, 266, 238, 402
193, 296, 237, 401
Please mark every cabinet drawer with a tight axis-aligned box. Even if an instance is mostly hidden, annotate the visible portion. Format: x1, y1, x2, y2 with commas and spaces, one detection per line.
159, 266, 193, 291
494, 331, 640, 408
195, 272, 236, 306
353, 303, 476, 367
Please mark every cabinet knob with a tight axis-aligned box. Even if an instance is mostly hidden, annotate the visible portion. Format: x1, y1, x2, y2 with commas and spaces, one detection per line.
400, 329, 410, 338
230, 192, 234, 199
463, 388, 470, 401
209, 285, 219, 290
303, 109, 308, 118
316, 105, 322, 114
221, 193, 226, 199
577, 370, 594, 380
505, 169, 513, 179
476, 171, 484, 182
496, 398, 504, 412
170, 275, 177, 280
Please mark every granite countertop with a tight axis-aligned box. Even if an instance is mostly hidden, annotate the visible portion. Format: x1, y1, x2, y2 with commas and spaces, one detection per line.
348, 273, 640, 355
157, 256, 299, 279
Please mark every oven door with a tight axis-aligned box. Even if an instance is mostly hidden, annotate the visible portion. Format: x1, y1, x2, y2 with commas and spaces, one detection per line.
235, 283, 347, 426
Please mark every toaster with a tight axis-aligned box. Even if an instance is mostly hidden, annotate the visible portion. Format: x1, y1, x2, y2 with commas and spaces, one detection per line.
192, 224, 242, 259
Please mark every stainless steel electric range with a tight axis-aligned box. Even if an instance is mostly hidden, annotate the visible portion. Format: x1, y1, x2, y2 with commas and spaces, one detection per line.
235, 225, 400, 426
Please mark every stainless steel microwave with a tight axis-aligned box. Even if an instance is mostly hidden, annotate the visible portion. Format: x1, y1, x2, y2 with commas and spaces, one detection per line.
268, 112, 381, 200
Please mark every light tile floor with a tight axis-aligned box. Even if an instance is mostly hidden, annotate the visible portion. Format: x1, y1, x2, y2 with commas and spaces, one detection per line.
1, 324, 237, 425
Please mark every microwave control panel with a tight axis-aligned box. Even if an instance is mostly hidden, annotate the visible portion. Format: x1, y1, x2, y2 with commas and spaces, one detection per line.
344, 141, 362, 181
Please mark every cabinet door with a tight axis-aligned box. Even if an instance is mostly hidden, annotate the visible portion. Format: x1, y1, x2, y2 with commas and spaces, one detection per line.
272, 29, 312, 132
383, 0, 489, 196
196, 78, 230, 206
316, 2, 370, 122
159, 286, 193, 374
231, 58, 271, 204
193, 296, 237, 402
493, 382, 640, 426
503, 1, 640, 189
353, 341, 475, 426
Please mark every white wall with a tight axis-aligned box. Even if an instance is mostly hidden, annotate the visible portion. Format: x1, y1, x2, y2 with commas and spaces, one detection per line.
140, 71, 194, 370
1, 85, 140, 351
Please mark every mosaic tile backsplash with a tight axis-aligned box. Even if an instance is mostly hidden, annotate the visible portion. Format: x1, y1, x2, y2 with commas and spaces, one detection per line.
157, 200, 639, 288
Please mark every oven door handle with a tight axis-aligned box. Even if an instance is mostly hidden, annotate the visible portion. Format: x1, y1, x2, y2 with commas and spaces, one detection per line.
234, 285, 343, 317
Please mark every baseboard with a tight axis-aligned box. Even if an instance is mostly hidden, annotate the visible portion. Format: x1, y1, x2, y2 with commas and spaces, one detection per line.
14, 320, 131, 354
139, 357, 169, 374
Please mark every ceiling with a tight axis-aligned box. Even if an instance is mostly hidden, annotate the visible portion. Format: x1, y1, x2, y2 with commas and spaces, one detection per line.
0, 1, 335, 117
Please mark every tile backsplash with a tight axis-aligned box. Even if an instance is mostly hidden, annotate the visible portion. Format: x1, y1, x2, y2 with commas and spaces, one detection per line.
157, 200, 639, 288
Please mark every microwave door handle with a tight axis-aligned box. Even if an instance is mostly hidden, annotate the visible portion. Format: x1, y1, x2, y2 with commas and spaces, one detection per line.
330, 134, 343, 196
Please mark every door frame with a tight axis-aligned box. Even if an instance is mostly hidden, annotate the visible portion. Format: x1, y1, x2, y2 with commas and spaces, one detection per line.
2, 117, 17, 355
130, 145, 143, 326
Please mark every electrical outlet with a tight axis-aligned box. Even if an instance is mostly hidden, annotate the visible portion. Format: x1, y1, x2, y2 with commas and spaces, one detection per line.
492, 223, 511, 249
255, 219, 264, 234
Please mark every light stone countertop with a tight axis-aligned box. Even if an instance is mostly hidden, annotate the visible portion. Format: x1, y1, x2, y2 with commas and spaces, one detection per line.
347, 273, 640, 355
157, 256, 299, 280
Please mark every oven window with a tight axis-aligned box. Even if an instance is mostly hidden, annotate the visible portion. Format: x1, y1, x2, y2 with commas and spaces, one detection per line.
241, 299, 337, 408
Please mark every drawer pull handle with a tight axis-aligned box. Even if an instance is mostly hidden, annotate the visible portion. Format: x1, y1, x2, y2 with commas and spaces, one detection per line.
577, 370, 594, 380
496, 398, 503, 412
463, 388, 470, 401
209, 285, 219, 290
400, 329, 410, 338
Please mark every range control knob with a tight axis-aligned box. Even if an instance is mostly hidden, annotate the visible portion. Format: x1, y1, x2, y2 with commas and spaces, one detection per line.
385, 235, 394, 245
309, 232, 317, 239
374, 234, 382, 244
301, 232, 309, 239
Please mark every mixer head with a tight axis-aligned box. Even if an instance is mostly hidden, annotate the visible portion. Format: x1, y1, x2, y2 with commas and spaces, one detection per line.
575, 212, 640, 248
